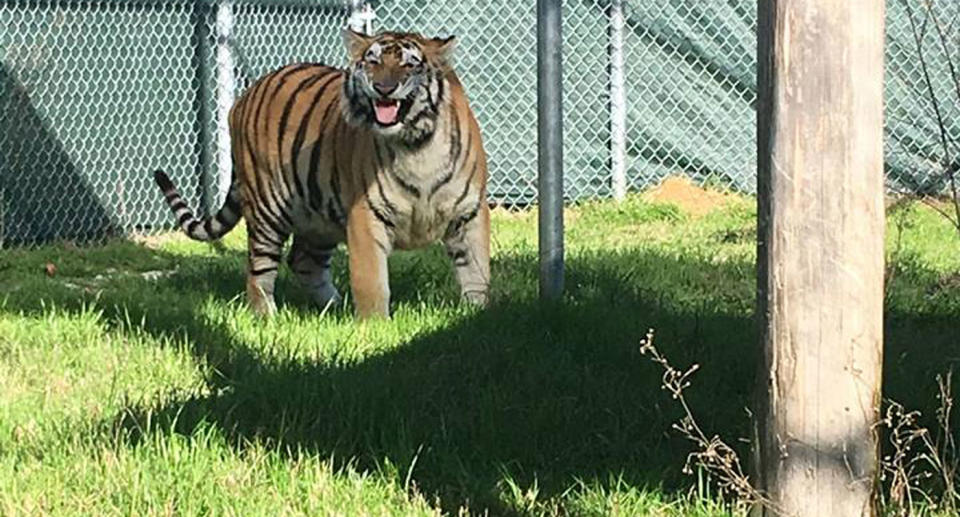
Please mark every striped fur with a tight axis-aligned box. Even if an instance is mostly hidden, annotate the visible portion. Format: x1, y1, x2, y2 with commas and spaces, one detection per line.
153, 170, 241, 241
153, 29, 490, 318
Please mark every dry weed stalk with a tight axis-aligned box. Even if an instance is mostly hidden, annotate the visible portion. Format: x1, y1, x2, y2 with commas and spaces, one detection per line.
933, 371, 958, 508
639, 329, 779, 515
880, 401, 936, 513
879, 371, 959, 516
641, 326, 960, 516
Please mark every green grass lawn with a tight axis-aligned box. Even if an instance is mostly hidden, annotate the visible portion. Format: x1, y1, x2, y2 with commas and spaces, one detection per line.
1, 194, 958, 516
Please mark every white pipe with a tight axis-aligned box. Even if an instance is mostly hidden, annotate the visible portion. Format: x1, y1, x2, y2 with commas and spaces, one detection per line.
215, 0, 236, 206
347, 1, 375, 35
609, 0, 627, 201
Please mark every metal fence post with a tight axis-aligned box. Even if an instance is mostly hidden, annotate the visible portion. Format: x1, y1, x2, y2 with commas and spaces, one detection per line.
538, 0, 564, 301
609, 0, 627, 201
347, 0, 375, 35
215, 0, 236, 207
193, 1, 216, 216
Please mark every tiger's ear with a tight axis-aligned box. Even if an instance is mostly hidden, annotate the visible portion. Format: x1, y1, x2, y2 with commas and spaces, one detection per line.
428, 35, 457, 65
343, 28, 372, 60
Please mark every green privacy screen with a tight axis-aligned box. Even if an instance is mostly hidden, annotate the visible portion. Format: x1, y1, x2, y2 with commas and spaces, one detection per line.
1, 0, 957, 245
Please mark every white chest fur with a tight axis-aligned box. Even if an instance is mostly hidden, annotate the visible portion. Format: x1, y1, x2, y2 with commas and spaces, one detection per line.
377, 117, 468, 249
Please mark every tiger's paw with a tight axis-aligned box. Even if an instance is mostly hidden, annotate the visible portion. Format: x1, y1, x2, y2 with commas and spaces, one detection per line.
310, 284, 342, 311
461, 289, 489, 307
249, 298, 278, 318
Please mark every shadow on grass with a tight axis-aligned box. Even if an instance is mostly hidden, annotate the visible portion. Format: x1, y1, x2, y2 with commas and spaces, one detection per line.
0, 61, 120, 246
1, 242, 958, 514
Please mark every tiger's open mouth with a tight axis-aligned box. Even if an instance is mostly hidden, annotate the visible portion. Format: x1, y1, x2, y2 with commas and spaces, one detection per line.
373, 99, 402, 126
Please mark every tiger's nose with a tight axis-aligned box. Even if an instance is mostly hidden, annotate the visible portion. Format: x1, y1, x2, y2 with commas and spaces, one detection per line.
373, 80, 398, 96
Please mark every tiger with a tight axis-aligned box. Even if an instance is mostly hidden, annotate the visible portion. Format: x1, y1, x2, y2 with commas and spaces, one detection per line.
153, 29, 490, 319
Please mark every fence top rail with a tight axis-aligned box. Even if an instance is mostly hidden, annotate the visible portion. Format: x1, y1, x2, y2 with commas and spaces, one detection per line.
2, 0, 350, 9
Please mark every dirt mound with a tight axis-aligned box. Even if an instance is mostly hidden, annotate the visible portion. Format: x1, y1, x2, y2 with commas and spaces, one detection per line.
643, 175, 735, 216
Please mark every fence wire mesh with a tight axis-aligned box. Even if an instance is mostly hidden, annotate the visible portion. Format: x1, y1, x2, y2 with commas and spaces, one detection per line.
1, 0, 957, 246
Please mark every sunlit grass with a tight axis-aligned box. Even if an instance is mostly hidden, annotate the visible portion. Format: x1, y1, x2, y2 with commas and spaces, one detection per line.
1, 194, 958, 515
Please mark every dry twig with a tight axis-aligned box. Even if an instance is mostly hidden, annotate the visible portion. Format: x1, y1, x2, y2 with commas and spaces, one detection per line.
639, 329, 781, 515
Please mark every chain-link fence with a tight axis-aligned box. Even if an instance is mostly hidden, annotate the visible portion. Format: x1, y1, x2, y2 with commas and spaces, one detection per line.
2, 0, 958, 246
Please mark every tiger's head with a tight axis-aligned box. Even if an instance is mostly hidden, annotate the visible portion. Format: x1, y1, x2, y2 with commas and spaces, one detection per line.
342, 29, 456, 146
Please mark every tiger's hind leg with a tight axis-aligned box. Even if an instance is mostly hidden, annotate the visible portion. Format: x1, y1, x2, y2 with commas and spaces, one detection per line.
289, 235, 341, 310
244, 215, 291, 316
245, 232, 287, 316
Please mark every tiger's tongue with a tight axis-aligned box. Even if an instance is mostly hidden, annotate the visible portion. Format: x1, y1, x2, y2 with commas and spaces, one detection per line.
374, 100, 400, 125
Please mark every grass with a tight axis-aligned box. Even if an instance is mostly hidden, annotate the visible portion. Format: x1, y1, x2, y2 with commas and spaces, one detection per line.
0, 193, 958, 516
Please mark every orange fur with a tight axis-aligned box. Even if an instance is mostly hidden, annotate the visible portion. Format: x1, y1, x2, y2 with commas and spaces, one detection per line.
155, 31, 489, 318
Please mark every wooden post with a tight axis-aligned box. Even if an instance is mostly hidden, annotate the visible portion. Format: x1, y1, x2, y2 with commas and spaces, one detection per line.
755, 1, 885, 516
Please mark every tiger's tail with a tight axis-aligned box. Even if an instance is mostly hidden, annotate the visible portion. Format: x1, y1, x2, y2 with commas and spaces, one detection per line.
153, 169, 242, 242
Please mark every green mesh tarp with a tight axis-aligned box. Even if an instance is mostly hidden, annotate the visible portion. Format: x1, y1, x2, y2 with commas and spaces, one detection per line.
1, 0, 957, 245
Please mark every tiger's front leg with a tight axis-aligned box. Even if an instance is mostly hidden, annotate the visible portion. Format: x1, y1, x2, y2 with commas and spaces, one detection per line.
346, 204, 392, 319
288, 235, 342, 310
444, 202, 491, 306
